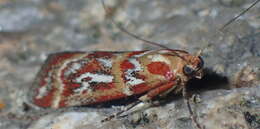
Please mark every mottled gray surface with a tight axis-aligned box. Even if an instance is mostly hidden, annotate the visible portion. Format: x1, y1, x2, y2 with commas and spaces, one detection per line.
27, 86, 260, 129
0, 0, 259, 129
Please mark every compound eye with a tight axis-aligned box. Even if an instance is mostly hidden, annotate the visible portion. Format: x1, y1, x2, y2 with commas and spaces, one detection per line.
183, 65, 195, 75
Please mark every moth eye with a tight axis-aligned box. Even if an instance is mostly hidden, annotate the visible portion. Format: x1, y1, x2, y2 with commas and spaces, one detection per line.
183, 65, 195, 75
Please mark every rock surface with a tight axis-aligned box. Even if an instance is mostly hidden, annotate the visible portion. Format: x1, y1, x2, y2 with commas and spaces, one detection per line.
0, 0, 259, 129
27, 86, 260, 129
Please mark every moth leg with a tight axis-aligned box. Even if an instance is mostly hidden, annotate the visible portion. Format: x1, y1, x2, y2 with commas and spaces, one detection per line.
182, 86, 204, 129
101, 100, 143, 122
101, 81, 176, 122
139, 81, 176, 102
158, 84, 177, 98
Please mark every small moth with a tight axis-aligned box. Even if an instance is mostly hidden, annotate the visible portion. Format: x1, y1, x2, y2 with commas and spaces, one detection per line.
31, 50, 203, 108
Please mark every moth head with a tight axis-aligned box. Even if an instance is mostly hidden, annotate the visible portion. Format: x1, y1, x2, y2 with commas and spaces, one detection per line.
160, 49, 204, 79
182, 50, 204, 79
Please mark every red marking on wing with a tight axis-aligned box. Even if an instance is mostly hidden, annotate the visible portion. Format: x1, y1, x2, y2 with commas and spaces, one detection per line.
48, 52, 81, 66
38, 52, 83, 87
138, 74, 146, 80
33, 52, 85, 108
147, 62, 171, 78
33, 87, 57, 108
95, 93, 127, 104
77, 59, 101, 74
62, 83, 81, 96
93, 82, 115, 91
131, 83, 151, 94
146, 81, 176, 98
120, 60, 134, 71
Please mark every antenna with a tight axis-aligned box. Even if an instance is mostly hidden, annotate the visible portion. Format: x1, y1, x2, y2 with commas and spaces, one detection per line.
101, 0, 187, 60
101, 0, 170, 50
220, 0, 260, 31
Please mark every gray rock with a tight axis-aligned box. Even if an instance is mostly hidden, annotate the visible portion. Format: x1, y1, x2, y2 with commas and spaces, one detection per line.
26, 86, 260, 129
0, 3, 49, 32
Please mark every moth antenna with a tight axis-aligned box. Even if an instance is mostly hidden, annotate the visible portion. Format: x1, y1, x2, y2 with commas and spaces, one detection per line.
101, 0, 170, 50
195, 41, 213, 57
101, 0, 186, 61
220, 0, 260, 31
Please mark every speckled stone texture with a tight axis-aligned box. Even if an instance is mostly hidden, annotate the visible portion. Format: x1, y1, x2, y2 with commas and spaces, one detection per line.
0, 0, 259, 129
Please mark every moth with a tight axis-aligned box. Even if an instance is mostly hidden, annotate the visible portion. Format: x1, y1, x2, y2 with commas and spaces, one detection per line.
29, 0, 260, 129
31, 50, 203, 108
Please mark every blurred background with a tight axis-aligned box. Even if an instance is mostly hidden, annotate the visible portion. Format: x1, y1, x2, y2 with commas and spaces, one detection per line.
0, 0, 259, 129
